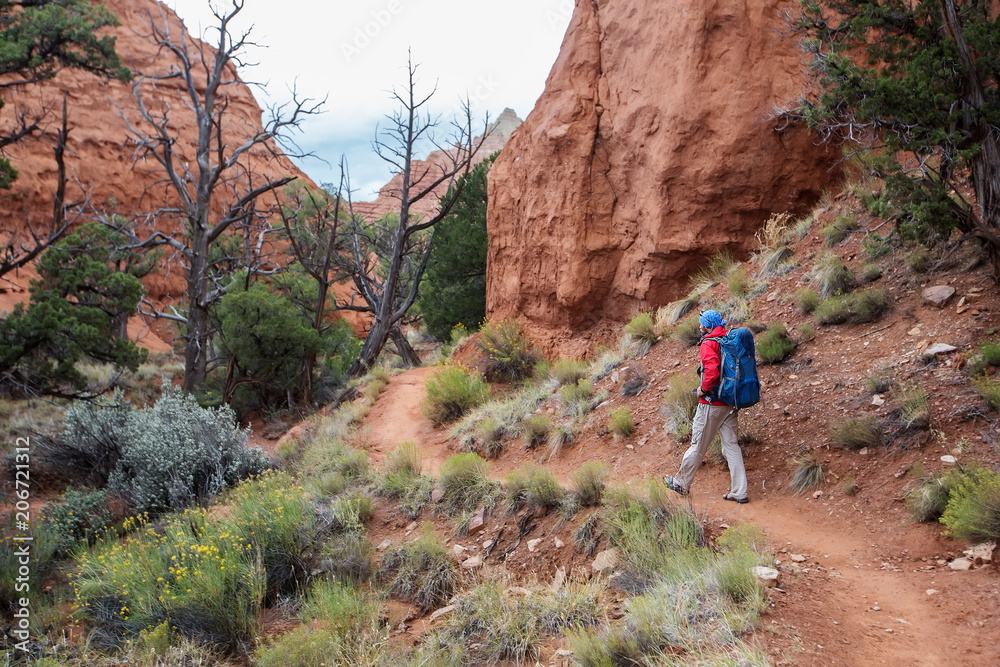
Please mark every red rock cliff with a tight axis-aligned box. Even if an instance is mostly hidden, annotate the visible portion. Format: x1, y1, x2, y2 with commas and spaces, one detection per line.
0, 0, 309, 300
487, 0, 839, 348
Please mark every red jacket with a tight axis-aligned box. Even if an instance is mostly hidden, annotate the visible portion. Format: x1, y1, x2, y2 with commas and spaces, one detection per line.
699, 326, 728, 406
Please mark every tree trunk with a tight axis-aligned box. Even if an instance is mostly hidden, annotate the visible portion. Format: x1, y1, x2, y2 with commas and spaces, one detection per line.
183, 230, 210, 391
390, 326, 421, 367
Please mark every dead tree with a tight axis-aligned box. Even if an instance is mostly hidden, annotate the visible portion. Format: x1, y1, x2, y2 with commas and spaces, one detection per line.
277, 166, 353, 403
118, 0, 320, 390
337, 56, 489, 376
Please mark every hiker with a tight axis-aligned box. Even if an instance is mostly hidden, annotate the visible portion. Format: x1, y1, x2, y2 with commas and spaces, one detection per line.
665, 310, 749, 503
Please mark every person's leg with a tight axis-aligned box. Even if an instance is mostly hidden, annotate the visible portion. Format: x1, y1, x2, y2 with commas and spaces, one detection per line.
676, 403, 721, 490
719, 410, 748, 499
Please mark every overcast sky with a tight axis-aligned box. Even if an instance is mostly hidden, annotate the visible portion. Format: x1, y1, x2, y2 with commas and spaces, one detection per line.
167, 0, 574, 198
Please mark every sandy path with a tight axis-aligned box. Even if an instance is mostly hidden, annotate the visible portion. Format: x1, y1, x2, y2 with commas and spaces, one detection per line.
360, 367, 999, 666
360, 367, 453, 476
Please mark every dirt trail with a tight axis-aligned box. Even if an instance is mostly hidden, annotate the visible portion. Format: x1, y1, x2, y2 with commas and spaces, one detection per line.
361, 366, 1000, 666
361, 367, 453, 476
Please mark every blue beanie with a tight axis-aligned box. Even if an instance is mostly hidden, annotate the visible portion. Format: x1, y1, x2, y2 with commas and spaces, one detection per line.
699, 310, 727, 330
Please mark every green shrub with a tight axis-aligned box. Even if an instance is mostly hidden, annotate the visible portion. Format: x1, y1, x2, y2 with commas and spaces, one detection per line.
849, 288, 891, 323
472, 415, 508, 459
799, 322, 815, 340
255, 580, 385, 666
795, 287, 820, 313
624, 312, 659, 347
1, 516, 58, 614
331, 490, 375, 533
813, 295, 851, 324
894, 381, 930, 429
442, 580, 600, 664
215, 277, 359, 405
423, 363, 491, 426
385, 440, 422, 477
821, 213, 858, 246
662, 372, 699, 441
940, 468, 1000, 542
972, 373, 1000, 411
477, 319, 539, 383
829, 417, 881, 450
75, 473, 318, 652
864, 366, 896, 394
860, 262, 883, 283
301, 579, 381, 629
300, 437, 370, 483
43, 488, 113, 556
690, 250, 737, 292
39, 391, 130, 487
908, 469, 963, 522
376, 526, 455, 612
760, 245, 795, 276
814, 288, 889, 326
812, 254, 853, 296
979, 341, 1000, 366
570, 462, 607, 507
362, 367, 391, 404
727, 267, 750, 298
227, 471, 324, 601
505, 464, 565, 513
521, 414, 553, 448
905, 249, 930, 273
787, 453, 825, 494
543, 422, 577, 462
437, 452, 500, 515
608, 406, 635, 438
91, 386, 269, 514
756, 323, 796, 364
862, 231, 895, 258
374, 461, 434, 521
559, 378, 595, 416
551, 356, 589, 386
672, 315, 703, 347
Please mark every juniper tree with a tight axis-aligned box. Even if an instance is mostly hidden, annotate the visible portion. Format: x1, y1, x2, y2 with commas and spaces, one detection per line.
779, 0, 1000, 266
419, 152, 496, 341
0, 223, 147, 397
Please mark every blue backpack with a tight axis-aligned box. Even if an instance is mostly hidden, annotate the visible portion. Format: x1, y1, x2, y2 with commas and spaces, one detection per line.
703, 328, 760, 408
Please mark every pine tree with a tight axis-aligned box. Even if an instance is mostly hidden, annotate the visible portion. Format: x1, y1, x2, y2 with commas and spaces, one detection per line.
419, 152, 496, 341
782, 0, 1000, 264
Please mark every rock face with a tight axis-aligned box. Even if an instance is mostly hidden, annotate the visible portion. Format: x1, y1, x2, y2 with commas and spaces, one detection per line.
487, 0, 840, 349
353, 107, 522, 223
0, 0, 309, 300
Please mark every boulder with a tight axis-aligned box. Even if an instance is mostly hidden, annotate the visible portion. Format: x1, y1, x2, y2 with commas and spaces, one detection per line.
486, 0, 840, 351
923, 343, 958, 357
461, 555, 484, 570
752, 566, 780, 588
467, 508, 487, 535
948, 558, 974, 571
592, 548, 621, 572
922, 286, 956, 308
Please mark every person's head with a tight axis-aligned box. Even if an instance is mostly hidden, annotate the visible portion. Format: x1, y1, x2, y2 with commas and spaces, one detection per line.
698, 310, 727, 333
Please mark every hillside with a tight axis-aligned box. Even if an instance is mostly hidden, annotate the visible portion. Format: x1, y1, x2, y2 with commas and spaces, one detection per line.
345, 187, 1000, 665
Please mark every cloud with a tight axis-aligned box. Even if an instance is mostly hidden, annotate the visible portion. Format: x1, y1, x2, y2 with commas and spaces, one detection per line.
167, 0, 572, 198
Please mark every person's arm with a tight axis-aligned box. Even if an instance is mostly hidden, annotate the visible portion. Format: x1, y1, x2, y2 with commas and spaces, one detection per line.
699, 339, 720, 398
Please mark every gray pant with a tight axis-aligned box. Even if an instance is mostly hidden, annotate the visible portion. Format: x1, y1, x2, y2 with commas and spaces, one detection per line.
675, 403, 747, 499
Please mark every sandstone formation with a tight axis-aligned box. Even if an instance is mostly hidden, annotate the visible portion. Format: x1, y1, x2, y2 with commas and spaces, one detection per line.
487, 0, 841, 351
0, 0, 309, 301
353, 107, 522, 222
